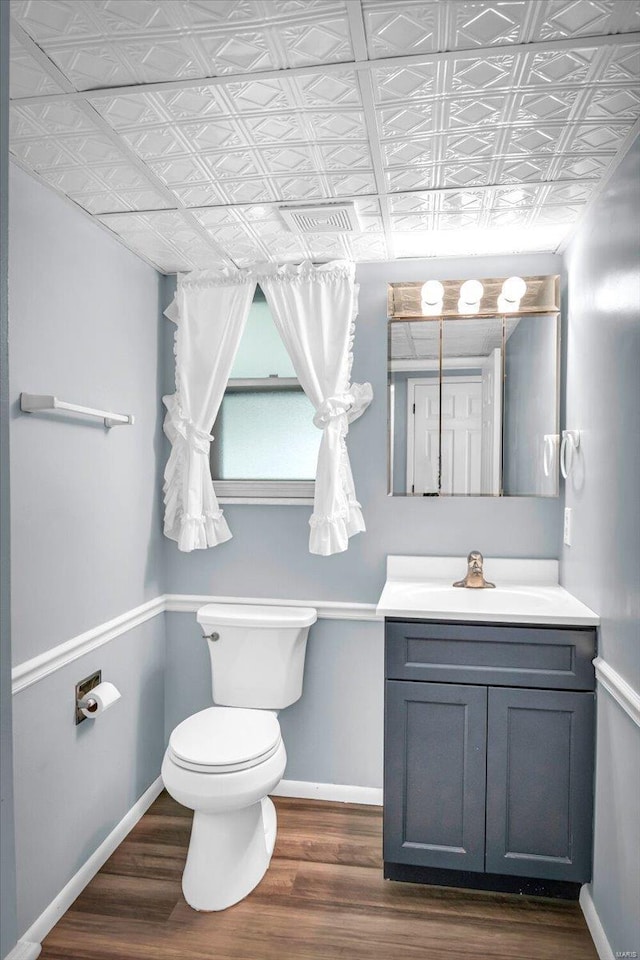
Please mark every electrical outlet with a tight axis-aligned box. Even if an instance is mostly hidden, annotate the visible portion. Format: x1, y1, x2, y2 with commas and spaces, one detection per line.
563, 507, 572, 547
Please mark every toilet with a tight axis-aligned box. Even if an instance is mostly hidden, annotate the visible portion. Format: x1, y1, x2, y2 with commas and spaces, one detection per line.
161, 602, 317, 911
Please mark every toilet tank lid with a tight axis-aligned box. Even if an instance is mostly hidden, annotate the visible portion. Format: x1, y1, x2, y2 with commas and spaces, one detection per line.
197, 602, 317, 628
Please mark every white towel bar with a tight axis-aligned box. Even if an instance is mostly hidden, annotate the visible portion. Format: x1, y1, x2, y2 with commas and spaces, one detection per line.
20, 393, 134, 428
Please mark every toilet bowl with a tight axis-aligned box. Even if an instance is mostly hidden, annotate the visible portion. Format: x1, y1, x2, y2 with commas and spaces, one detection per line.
162, 603, 316, 911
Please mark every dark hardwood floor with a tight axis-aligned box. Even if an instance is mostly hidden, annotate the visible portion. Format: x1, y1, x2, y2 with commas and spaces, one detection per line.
39, 791, 597, 959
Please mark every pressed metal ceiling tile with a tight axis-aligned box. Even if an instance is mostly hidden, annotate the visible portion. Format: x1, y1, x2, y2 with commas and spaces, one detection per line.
9, 38, 65, 98
602, 43, 640, 82
373, 65, 437, 102
37, 165, 105, 194
450, 53, 517, 91
326, 172, 378, 196
536, 1, 626, 40
453, 2, 526, 48
215, 179, 275, 203
565, 121, 633, 151
11, 0, 97, 43
223, 78, 292, 112
258, 146, 315, 172
363, 2, 439, 58
9, 0, 640, 267
241, 113, 306, 143
585, 86, 640, 118
306, 112, 368, 140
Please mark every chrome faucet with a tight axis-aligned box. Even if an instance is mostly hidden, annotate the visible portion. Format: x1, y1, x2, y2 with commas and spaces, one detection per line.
453, 551, 495, 589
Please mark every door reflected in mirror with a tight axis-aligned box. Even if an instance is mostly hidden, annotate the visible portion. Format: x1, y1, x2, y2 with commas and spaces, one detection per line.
388, 276, 560, 498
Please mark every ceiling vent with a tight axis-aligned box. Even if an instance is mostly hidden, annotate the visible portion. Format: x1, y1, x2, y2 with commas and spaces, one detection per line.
278, 202, 361, 234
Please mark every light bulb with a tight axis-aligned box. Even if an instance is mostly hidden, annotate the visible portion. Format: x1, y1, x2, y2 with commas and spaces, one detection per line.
421, 280, 444, 306
497, 294, 518, 313
502, 276, 526, 303
458, 298, 480, 315
459, 279, 484, 306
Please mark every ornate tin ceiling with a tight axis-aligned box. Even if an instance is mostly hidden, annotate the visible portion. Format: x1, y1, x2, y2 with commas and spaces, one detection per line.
8, 0, 640, 273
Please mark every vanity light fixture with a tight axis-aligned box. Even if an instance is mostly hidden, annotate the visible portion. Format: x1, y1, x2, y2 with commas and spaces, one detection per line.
421, 280, 444, 316
458, 278, 484, 314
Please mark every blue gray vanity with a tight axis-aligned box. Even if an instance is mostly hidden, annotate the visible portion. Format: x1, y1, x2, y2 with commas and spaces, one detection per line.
377, 557, 600, 900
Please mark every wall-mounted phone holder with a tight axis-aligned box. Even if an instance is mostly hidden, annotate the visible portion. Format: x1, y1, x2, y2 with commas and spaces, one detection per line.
560, 430, 581, 480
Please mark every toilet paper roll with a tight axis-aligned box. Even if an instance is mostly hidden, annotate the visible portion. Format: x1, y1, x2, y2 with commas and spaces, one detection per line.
81, 681, 121, 719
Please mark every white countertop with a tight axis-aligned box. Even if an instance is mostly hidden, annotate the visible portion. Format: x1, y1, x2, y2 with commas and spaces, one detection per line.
376, 556, 599, 627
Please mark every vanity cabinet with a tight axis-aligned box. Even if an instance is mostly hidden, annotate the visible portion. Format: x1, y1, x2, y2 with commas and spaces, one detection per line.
384, 619, 597, 898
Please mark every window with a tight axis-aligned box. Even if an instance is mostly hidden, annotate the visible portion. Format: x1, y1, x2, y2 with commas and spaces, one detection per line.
210, 287, 319, 503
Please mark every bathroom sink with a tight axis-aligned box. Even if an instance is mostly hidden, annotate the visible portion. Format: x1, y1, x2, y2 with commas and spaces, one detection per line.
377, 557, 599, 626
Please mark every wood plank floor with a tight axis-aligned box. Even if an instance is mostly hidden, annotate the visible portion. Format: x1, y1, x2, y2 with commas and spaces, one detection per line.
39, 792, 597, 960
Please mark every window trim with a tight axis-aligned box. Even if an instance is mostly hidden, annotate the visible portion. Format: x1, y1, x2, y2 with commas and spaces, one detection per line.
213, 377, 316, 503
225, 377, 300, 392
216, 479, 315, 505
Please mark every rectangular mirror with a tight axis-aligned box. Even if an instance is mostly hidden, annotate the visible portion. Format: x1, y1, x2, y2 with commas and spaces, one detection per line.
388, 276, 560, 498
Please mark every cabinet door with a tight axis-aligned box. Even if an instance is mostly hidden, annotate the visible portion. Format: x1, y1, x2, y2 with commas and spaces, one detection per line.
384, 681, 487, 872
486, 687, 595, 882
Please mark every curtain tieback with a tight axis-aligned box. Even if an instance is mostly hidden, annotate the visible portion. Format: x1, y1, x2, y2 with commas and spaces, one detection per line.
176, 416, 213, 454
313, 393, 354, 429
165, 397, 213, 454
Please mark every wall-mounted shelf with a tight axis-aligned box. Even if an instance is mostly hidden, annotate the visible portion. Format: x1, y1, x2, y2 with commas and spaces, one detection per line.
20, 393, 134, 428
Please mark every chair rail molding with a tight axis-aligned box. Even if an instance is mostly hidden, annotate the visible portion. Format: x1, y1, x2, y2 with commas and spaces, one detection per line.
11, 597, 166, 694
593, 656, 640, 728
163, 593, 381, 622
11, 594, 382, 693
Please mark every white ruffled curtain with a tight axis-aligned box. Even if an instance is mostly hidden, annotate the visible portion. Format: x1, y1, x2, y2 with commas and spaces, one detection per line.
260, 261, 373, 556
162, 270, 256, 551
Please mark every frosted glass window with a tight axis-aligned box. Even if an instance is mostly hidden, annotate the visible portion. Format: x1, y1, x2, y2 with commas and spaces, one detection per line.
212, 389, 319, 480
230, 294, 296, 379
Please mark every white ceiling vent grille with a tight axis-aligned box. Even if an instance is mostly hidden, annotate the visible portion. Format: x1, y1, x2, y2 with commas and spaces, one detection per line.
278, 203, 361, 234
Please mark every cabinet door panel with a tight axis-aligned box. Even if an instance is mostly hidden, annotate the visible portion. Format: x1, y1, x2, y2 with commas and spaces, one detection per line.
384, 681, 487, 872
486, 687, 594, 881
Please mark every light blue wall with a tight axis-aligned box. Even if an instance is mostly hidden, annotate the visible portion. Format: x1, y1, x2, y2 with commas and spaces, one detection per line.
0, 5, 18, 955
162, 252, 563, 789
10, 164, 166, 663
9, 164, 167, 938
561, 137, 640, 956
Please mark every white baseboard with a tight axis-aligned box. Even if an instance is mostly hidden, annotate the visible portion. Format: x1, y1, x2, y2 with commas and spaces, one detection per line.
20, 776, 163, 949
4, 942, 41, 960
580, 884, 615, 960
271, 779, 383, 806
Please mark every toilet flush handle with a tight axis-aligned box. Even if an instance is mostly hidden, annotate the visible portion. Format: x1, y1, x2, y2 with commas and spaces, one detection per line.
203, 631, 220, 642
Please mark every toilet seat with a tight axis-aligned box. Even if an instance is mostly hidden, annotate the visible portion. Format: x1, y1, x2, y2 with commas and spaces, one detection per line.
168, 707, 282, 774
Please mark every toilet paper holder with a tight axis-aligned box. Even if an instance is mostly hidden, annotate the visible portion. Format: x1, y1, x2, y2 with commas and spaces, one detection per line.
75, 669, 102, 725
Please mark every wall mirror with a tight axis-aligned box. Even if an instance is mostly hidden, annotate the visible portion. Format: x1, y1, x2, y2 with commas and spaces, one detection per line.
388, 275, 560, 498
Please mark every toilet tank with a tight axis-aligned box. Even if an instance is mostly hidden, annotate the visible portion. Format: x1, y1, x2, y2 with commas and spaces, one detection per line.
196, 603, 317, 709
